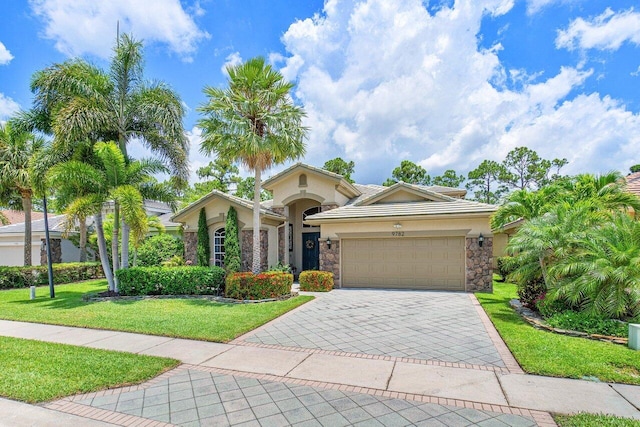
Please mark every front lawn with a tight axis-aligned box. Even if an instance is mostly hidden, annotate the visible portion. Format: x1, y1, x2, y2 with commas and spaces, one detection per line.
555, 413, 640, 426
476, 282, 640, 384
0, 280, 313, 342
0, 336, 178, 403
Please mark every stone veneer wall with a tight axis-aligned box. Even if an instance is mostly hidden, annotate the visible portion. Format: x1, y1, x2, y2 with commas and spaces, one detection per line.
40, 238, 61, 265
184, 232, 197, 265
466, 237, 493, 292
319, 240, 340, 286
241, 229, 268, 272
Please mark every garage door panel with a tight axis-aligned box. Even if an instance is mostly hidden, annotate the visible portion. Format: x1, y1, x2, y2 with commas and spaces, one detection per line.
342, 237, 465, 291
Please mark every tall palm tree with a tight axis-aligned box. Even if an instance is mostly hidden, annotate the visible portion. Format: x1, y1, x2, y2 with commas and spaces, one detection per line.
198, 57, 308, 273
30, 33, 188, 271
0, 122, 45, 266
491, 187, 558, 230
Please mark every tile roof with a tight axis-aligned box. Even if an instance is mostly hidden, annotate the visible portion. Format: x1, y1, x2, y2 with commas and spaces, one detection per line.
627, 172, 640, 197
0, 210, 45, 225
0, 214, 68, 234
305, 199, 497, 222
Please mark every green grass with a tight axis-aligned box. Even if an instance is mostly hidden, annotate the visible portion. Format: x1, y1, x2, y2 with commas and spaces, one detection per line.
0, 280, 313, 342
476, 282, 640, 384
0, 336, 178, 403
555, 413, 640, 426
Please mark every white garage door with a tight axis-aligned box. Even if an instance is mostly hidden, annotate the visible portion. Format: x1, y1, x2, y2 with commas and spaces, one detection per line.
341, 237, 465, 290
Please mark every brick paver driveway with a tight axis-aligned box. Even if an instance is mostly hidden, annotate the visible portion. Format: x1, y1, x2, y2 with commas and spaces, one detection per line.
241, 289, 505, 368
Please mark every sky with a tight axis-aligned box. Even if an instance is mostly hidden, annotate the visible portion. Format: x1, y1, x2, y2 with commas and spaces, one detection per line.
0, 0, 639, 186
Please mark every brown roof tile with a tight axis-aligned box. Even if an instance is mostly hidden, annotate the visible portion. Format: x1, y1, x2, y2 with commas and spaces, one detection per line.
626, 172, 640, 197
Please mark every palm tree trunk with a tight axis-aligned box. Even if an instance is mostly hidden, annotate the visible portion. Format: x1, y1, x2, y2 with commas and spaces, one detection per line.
95, 213, 115, 291
111, 201, 120, 292
252, 169, 262, 274
79, 216, 87, 262
22, 193, 32, 266
121, 220, 130, 268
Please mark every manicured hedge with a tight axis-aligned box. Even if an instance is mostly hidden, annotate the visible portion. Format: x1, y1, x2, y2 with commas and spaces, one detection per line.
225, 272, 293, 300
0, 262, 105, 289
299, 270, 334, 292
116, 266, 225, 296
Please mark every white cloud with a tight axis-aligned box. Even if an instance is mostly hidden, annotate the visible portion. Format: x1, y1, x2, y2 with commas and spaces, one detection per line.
279, 0, 640, 184
556, 8, 640, 51
29, 0, 209, 60
0, 42, 13, 65
221, 52, 242, 76
0, 94, 20, 120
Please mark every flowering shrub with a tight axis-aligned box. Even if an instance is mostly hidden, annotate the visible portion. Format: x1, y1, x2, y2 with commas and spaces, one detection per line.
225, 272, 293, 300
299, 270, 334, 292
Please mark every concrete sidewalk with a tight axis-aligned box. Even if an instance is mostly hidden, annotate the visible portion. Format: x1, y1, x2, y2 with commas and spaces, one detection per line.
1, 319, 640, 426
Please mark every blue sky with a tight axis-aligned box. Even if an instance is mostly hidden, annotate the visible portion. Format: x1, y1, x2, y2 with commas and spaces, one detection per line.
1, 0, 639, 185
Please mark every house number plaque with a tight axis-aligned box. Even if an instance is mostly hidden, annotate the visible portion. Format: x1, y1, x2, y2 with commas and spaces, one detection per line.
391, 231, 404, 237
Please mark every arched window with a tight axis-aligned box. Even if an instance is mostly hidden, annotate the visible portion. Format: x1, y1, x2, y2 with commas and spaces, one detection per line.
213, 228, 225, 267
299, 174, 307, 187
302, 206, 321, 228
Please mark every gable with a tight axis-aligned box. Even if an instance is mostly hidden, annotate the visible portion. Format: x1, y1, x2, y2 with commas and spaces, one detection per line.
355, 182, 454, 206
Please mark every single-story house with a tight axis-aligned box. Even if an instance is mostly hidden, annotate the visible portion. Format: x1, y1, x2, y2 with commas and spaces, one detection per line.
0, 201, 179, 267
172, 163, 498, 292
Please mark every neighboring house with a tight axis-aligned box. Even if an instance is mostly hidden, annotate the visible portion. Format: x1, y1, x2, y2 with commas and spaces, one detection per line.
0, 210, 45, 225
172, 163, 497, 292
0, 201, 178, 267
626, 171, 640, 199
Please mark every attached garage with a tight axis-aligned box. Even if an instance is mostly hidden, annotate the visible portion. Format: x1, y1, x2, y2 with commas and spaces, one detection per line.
341, 237, 465, 290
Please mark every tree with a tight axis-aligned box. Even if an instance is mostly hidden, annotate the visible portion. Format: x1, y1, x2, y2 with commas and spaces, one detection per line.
432, 169, 465, 188
631, 164, 640, 173
559, 172, 640, 215
196, 158, 240, 192
30, 33, 188, 271
197, 208, 210, 266
0, 121, 45, 265
224, 206, 241, 273
491, 187, 558, 230
323, 157, 355, 183
500, 147, 567, 190
198, 57, 308, 274
234, 177, 272, 201
466, 160, 507, 204
383, 160, 430, 186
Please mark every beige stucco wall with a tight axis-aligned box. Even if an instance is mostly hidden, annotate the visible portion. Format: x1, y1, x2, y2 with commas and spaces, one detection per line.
492, 233, 509, 268
268, 171, 350, 208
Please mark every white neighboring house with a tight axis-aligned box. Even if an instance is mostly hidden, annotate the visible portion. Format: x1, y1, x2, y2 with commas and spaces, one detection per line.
0, 201, 181, 267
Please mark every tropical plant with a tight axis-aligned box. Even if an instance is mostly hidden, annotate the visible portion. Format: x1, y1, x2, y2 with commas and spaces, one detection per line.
198, 56, 308, 274
0, 121, 45, 266
224, 206, 241, 273
549, 213, 640, 319
631, 164, 640, 173
383, 160, 430, 186
135, 233, 183, 267
323, 157, 355, 183
491, 187, 559, 230
197, 208, 210, 267
30, 33, 188, 272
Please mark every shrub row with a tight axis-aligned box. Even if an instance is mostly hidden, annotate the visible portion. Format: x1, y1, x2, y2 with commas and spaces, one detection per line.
0, 262, 105, 289
225, 272, 293, 300
299, 270, 334, 292
116, 266, 225, 296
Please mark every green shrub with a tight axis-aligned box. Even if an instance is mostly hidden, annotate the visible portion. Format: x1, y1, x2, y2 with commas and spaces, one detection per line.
517, 276, 546, 308
136, 234, 184, 267
225, 272, 293, 300
197, 208, 210, 266
299, 270, 334, 292
537, 296, 574, 318
161, 255, 185, 267
0, 262, 104, 289
267, 262, 292, 273
116, 266, 225, 296
496, 256, 515, 282
224, 206, 241, 273
546, 311, 628, 338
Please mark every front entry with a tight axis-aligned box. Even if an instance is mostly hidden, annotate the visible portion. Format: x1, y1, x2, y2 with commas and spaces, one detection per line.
302, 232, 320, 271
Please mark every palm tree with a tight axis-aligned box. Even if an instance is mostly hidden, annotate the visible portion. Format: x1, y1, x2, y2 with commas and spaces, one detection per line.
491, 187, 558, 230
0, 122, 45, 266
49, 142, 148, 292
30, 33, 188, 271
550, 213, 640, 319
198, 57, 308, 274
561, 172, 640, 215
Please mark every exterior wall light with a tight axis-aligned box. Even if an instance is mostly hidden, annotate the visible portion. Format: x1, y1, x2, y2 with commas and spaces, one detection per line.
478, 233, 484, 247
326, 237, 332, 249
393, 223, 402, 229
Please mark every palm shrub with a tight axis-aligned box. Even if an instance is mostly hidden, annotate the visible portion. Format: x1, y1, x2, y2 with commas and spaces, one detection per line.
549, 213, 640, 320
197, 208, 210, 266
224, 206, 241, 273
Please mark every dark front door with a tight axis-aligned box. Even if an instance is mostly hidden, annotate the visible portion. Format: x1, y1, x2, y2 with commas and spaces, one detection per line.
302, 232, 320, 271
